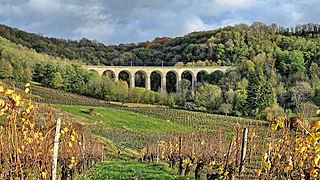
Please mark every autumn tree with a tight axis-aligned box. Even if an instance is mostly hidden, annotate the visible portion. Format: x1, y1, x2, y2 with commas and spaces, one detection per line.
0, 59, 13, 78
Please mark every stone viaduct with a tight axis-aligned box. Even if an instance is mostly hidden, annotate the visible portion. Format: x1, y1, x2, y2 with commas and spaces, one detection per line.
86, 66, 232, 93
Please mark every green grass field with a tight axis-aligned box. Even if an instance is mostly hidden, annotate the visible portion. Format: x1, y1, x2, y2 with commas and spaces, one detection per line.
81, 161, 188, 180
54, 104, 191, 133
53, 104, 193, 156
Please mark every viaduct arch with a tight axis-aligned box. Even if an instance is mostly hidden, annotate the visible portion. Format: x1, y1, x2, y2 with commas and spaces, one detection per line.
86, 66, 231, 93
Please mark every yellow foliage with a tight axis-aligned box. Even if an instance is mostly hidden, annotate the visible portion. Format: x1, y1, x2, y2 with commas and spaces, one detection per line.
264, 161, 271, 170
262, 152, 268, 162
311, 120, 320, 130
314, 155, 320, 167
310, 167, 319, 177
5, 89, 14, 95
71, 135, 75, 142
271, 123, 278, 131
71, 156, 76, 164
300, 146, 307, 153
278, 121, 284, 128
255, 169, 262, 177
12, 94, 21, 106
41, 171, 47, 179
286, 156, 293, 171
25, 87, 30, 93
261, 114, 320, 178
18, 148, 22, 154
63, 127, 69, 133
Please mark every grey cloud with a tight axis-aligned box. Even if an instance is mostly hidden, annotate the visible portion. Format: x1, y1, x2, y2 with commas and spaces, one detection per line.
0, 0, 319, 44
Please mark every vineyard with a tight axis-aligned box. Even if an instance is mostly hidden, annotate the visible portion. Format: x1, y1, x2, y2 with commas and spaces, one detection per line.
2, 80, 114, 107
127, 107, 267, 131
0, 82, 104, 179
55, 105, 191, 151
1, 80, 319, 179
139, 129, 265, 179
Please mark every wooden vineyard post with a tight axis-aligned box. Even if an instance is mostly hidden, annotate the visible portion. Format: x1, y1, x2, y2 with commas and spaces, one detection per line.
178, 136, 183, 175
225, 138, 233, 169
239, 128, 248, 177
52, 118, 61, 180
156, 145, 160, 163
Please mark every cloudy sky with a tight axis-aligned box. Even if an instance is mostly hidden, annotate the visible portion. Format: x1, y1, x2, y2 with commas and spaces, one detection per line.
0, 0, 319, 44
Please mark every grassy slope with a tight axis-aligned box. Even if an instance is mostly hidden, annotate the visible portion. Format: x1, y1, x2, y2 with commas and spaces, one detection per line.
54, 104, 191, 133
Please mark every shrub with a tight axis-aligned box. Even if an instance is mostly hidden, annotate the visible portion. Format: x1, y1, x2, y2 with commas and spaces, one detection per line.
262, 104, 285, 122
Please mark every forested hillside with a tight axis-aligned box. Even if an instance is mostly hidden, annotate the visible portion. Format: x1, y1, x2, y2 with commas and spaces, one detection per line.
0, 22, 320, 118
1, 22, 320, 66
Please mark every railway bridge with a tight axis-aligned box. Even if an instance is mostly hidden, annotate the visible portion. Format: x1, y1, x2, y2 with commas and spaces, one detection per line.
86, 66, 232, 93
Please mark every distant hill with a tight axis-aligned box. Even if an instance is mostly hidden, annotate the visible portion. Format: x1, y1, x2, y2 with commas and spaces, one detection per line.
0, 22, 320, 67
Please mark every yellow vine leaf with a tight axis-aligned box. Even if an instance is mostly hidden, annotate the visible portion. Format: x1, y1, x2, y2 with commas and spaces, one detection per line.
67, 164, 74, 169
262, 152, 268, 162
316, 132, 320, 140
279, 121, 284, 128
0, 86, 4, 93
271, 123, 278, 131
300, 146, 307, 153
0, 99, 4, 107
209, 161, 216, 166
286, 162, 293, 171
265, 161, 271, 170
71, 156, 76, 163
311, 120, 320, 130
12, 94, 21, 106
25, 87, 30, 93
41, 171, 47, 179
315, 144, 320, 153
68, 142, 73, 147
310, 167, 316, 176
18, 148, 22, 154
255, 169, 262, 177
286, 156, 293, 171
314, 155, 320, 166
5, 89, 14, 95
317, 109, 320, 115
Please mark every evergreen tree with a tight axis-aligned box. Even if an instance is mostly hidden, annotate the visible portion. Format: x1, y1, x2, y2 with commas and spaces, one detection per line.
246, 71, 276, 117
